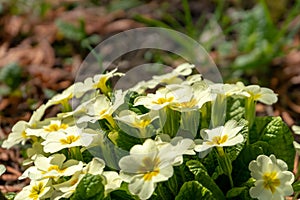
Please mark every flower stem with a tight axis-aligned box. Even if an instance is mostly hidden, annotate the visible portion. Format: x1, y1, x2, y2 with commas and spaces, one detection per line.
216, 147, 234, 188
61, 100, 72, 112
211, 93, 226, 128
105, 115, 117, 130
70, 147, 83, 161
245, 97, 256, 145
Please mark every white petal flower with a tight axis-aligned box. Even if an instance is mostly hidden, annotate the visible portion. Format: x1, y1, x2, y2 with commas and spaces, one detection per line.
77, 90, 126, 128
23, 142, 46, 166
75, 68, 124, 95
52, 171, 83, 200
245, 85, 278, 105
292, 125, 300, 135
46, 83, 79, 107
42, 126, 82, 153
194, 120, 244, 154
131, 63, 194, 93
115, 110, 159, 138
234, 82, 278, 105
134, 84, 193, 110
83, 157, 105, 175
26, 119, 69, 140
2, 104, 47, 149
14, 179, 52, 200
249, 154, 294, 200
292, 126, 300, 154
2, 121, 29, 149
171, 82, 215, 111
103, 171, 122, 194
20, 154, 84, 181
119, 138, 193, 199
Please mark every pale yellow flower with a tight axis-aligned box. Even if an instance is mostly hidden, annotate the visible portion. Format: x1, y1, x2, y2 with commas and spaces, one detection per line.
194, 120, 244, 157
20, 154, 84, 181
14, 179, 52, 200
119, 138, 193, 199
249, 154, 294, 200
42, 126, 82, 153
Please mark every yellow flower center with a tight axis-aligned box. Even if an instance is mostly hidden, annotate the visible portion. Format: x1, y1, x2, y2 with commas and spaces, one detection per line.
134, 119, 151, 128
152, 97, 174, 105
207, 135, 228, 145
139, 157, 160, 181
95, 77, 109, 94
44, 123, 68, 132
60, 135, 80, 145
176, 98, 198, 108
21, 131, 27, 138
143, 170, 160, 181
29, 182, 44, 200
263, 172, 280, 193
47, 165, 66, 173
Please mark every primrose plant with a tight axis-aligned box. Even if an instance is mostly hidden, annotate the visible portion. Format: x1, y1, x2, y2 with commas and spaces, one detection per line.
2, 63, 298, 200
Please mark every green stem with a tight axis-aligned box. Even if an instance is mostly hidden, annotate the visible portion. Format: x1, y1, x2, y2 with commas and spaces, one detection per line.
70, 147, 83, 161
293, 192, 300, 200
245, 97, 256, 144
216, 147, 234, 188
105, 115, 117, 130
161, 107, 180, 137
211, 93, 226, 128
61, 100, 72, 112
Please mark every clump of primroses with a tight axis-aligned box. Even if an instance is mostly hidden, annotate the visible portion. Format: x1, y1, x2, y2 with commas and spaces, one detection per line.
2, 63, 296, 200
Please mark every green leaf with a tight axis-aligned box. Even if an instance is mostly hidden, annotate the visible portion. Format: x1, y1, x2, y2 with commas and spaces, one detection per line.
293, 180, 300, 193
4, 192, 16, 200
226, 119, 248, 162
109, 190, 136, 200
56, 19, 86, 41
175, 181, 216, 200
186, 160, 225, 200
116, 130, 143, 151
71, 174, 105, 200
250, 116, 295, 170
154, 182, 173, 200
232, 141, 273, 185
109, 182, 136, 200
0, 63, 22, 90
226, 96, 245, 122
226, 186, 246, 198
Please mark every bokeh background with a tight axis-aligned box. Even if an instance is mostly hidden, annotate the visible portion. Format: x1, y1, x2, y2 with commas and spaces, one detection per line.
0, 0, 299, 195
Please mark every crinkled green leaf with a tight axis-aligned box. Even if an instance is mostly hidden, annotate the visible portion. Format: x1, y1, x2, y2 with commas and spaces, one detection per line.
226, 119, 248, 162
109, 182, 136, 200
226, 97, 245, 122
232, 141, 273, 185
175, 181, 216, 200
153, 182, 173, 200
109, 190, 136, 200
116, 130, 143, 151
186, 160, 225, 200
71, 174, 105, 200
250, 116, 295, 170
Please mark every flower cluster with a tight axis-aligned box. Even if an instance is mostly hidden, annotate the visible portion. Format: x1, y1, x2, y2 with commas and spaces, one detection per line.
2, 63, 296, 200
